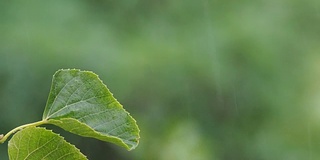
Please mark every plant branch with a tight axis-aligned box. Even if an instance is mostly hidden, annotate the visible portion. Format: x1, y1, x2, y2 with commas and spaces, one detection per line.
0, 120, 48, 144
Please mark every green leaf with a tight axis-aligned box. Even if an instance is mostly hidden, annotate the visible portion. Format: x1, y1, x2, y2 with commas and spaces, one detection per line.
8, 127, 87, 160
42, 69, 140, 150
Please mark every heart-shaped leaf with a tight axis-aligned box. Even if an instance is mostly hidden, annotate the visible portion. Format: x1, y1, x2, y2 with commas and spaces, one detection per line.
8, 127, 87, 160
42, 69, 140, 150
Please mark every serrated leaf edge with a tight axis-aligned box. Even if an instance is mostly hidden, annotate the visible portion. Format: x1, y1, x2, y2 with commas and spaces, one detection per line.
47, 118, 139, 151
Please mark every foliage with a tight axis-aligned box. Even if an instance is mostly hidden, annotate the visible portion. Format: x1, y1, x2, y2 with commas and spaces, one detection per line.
0, 69, 140, 160
0, 0, 320, 159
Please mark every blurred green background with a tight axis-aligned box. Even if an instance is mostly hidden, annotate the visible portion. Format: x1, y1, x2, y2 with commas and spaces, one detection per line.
1, 0, 320, 159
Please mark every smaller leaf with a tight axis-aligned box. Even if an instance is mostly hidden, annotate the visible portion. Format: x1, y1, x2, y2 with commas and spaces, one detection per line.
8, 127, 87, 160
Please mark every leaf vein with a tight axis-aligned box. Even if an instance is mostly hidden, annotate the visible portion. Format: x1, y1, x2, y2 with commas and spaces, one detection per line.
47, 96, 103, 119
64, 81, 86, 107
91, 118, 117, 130
56, 151, 78, 160
23, 136, 58, 160
106, 122, 127, 135
77, 101, 116, 121
46, 76, 78, 118
41, 139, 63, 160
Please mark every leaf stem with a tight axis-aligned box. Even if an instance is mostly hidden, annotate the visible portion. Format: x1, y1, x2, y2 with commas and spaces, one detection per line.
0, 120, 48, 144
